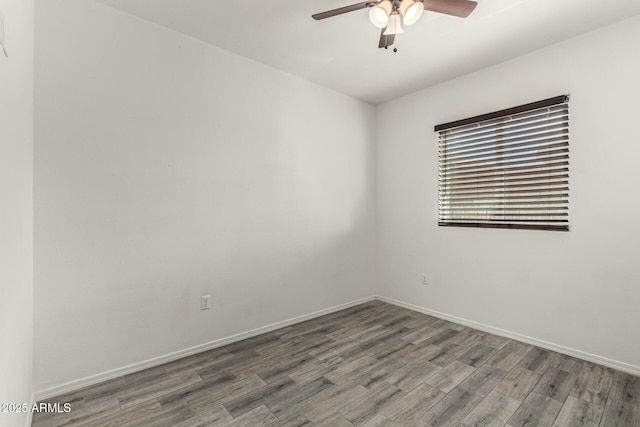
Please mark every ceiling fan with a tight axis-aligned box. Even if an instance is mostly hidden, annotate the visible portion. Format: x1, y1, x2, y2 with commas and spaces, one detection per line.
312, 0, 478, 50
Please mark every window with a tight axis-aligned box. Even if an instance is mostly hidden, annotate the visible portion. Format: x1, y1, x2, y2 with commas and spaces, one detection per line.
436, 95, 570, 231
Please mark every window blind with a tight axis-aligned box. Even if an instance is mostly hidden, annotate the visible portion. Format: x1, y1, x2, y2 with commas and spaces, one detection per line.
436, 95, 570, 231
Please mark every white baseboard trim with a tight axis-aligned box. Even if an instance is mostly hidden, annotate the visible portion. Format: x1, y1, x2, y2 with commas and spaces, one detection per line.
375, 295, 640, 377
35, 295, 375, 401
24, 393, 34, 427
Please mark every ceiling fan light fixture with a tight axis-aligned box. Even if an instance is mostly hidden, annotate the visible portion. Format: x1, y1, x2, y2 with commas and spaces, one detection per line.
400, 0, 424, 25
383, 12, 404, 35
369, 0, 393, 28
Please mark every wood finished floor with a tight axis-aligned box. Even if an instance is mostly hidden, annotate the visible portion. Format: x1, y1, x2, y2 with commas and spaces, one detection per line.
32, 301, 640, 427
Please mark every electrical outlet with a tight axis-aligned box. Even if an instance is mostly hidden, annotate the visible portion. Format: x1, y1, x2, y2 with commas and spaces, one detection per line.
200, 295, 211, 310
421, 275, 429, 286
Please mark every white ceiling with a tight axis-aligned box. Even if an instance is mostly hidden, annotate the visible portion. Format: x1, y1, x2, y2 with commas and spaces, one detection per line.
94, 0, 640, 105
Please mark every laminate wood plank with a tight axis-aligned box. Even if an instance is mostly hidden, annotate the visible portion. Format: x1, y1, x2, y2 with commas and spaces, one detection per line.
385, 357, 442, 392
73, 401, 163, 427
571, 362, 614, 406
327, 324, 383, 342
219, 405, 277, 426
363, 312, 403, 327
324, 355, 379, 385
400, 343, 443, 364
457, 343, 498, 368
485, 341, 533, 371
337, 332, 400, 361
225, 349, 295, 377
264, 376, 333, 417
195, 350, 260, 380
458, 365, 508, 398
366, 338, 417, 361
446, 328, 479, 347
60, 377, 126, 405
380, 383, 446, 423
157, 370, 236, 409
420, 386, 485, 427
360, 413, 402, 426
122, 364, 169, 385
531, 367, 578, 402
551, 354, 585, 375
422, 329, 461, 347
187, 374, 267, 413
271, 411, 314, 427
192, 346, 232, 361
552, 395, 603, 427
609, 370, 640, 405
120, 404, 195, 427
461, 389, 521, 427
118, 371, 202, 409
288, 354, 344, 384
355, 358, 406, 388
429, 318, 455, 330
296, 384, 369, 424
425, 361, 476, 393
183, 405, 233, 426
400, 325, 442, 344
428, 343, 468, 368
258, 332, 329, 358
381, 314, 418, 329
598, 398, 640, 427
309, 338, 358, 360
339, 382, 405, 425
516, 347, 558, 375
256, 354, 318, 383
506, 391, 563, 427
222, 375, 296, 417
477, 333, 510, 350
402, 316, 436, 329
494, 366, 542, 401
314, 413, 354, 426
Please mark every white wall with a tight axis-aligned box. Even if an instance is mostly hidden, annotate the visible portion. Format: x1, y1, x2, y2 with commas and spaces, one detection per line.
376, 16, 640, 371
34, 0, 375, 393
0, 0, 34, 426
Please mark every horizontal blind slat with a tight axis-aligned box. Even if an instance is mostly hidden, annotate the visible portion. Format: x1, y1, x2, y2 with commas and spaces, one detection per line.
441, 119, 568, 148
443, 162, 570, 179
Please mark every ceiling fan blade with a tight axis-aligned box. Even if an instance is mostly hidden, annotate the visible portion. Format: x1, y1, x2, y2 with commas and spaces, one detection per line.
378, 29, 395, 48
312, 1, 376, 20
422, 0, 477, 18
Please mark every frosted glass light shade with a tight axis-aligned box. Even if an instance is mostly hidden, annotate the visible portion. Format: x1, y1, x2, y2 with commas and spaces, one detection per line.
400, 0, 423, 25
383, 13, 404, 35
369, 1, 393, 28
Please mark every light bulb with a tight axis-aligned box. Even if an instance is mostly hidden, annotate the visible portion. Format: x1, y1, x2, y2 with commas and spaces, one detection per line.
400, 0, 424, 26
369, 1, 393, 28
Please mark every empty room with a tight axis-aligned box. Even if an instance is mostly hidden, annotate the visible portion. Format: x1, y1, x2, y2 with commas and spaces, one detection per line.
2, 0, 640, 426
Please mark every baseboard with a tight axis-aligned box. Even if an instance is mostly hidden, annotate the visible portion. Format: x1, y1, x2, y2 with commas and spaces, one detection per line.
376, 295, 640, 377
24, 393, 34, 427
35, 295, 375, 401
